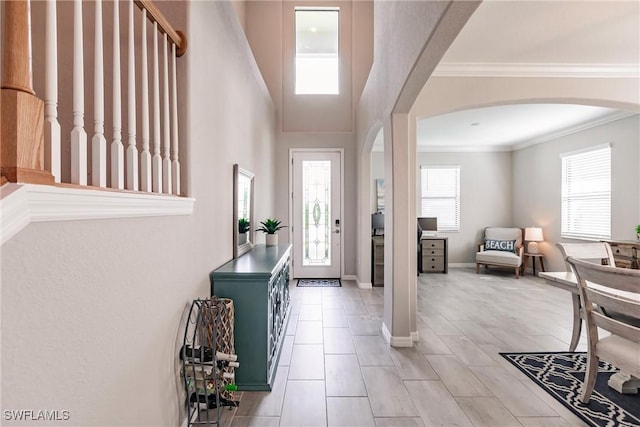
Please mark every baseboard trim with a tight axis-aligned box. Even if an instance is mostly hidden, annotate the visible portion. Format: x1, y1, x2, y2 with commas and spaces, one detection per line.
449, 263, 476, 268
342, 274, 357, 281
411, 330, 419, 342
381, 322, 413, 347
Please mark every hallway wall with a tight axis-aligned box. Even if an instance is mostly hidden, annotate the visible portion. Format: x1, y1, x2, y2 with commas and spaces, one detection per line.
0, 2, 276, 425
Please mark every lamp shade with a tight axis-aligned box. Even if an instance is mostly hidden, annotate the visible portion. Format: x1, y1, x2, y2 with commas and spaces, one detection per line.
525, 227, 544, 242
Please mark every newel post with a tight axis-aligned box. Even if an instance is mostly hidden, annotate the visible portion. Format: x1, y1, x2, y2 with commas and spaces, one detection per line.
1, 0, 54, 184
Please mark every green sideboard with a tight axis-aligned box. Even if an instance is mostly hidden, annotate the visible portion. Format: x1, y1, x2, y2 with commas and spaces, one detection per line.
209, 244, 291, 391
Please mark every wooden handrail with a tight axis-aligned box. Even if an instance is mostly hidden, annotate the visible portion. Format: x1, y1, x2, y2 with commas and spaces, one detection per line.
134, 0, 187, 57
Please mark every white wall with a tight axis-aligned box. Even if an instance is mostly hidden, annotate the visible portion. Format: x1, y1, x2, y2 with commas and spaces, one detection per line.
371, 150, 513, 263
1, 2, 276, 425
513, 114, 639, 271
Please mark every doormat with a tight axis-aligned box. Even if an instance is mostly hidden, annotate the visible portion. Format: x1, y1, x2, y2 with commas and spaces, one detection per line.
296, 279, 342, 287
500, 351, 640, 427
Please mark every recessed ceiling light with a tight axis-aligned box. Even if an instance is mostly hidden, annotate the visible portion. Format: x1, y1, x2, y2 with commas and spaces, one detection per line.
310, 27, 317, 32
471, 122, 480, 126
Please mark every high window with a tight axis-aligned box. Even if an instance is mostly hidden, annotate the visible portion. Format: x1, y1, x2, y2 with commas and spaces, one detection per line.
561, 145, 611, 239
295, 8, 339, 95
420, 166, 460, 232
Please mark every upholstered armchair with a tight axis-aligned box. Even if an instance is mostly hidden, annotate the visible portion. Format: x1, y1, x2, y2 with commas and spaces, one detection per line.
476, 227, 524, 278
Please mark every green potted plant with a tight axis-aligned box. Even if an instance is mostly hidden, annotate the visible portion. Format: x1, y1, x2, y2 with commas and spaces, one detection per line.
636, 224, 640, 241
257, 218, 287, 246
238, 218, 250, 244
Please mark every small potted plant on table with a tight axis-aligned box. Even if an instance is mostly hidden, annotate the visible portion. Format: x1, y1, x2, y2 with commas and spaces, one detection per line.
257, 218, 287, 246
636, 224, 640, 241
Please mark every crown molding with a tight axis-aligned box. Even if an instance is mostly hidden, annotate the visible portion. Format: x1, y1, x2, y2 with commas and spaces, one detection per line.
1, 184, 195, 245
433, 62, 640, 78
417, 145, 512, 153
511, 111, 638, 151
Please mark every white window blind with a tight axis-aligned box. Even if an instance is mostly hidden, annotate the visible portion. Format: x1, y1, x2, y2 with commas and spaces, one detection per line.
561, 145, 611, 240
420, 166, 460, 232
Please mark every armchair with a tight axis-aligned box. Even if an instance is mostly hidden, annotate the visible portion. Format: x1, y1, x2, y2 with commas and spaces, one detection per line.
475, 227, 524, 278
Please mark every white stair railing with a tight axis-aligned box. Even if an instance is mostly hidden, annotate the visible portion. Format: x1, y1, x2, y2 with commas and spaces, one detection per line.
8, 0, 187, 195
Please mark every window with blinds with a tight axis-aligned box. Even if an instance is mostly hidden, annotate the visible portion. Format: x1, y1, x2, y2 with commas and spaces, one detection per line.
561, 145, 611, 240
420, 166, 460, 232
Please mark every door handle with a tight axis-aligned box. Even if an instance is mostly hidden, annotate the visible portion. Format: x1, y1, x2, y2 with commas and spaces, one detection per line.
333, 230, 340, 234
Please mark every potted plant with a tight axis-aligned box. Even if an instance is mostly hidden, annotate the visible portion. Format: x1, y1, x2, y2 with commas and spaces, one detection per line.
238, 218, 250, 244
257, 218, 287, 246
636, 224, 640, 241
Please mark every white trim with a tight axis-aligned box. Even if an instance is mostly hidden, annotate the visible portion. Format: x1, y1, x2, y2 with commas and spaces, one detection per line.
381, 322, 413, 347
411, 330, 419, 342
1, 183, 195, 245
417, 145, 512, 153
433, 62, 640, 79
559, 142, 611, 159
449, 263, 476, 268
354, 276, 372, 289
515, 113, 635, 151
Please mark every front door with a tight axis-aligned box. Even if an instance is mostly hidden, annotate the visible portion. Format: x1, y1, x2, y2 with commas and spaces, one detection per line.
291, 151, 342, 278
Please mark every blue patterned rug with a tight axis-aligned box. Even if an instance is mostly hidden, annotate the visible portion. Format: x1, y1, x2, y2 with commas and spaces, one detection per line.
501, 352, 640, 427
296, 279, 341, 287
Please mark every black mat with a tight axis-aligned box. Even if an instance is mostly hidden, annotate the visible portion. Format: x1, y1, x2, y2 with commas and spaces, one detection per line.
500, 352, 640, 427
296, 279, 341, 287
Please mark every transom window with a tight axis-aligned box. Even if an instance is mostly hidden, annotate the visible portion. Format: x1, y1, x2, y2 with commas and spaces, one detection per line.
420, 166, 460, 232
561, 145, 611, 240
295, 8, 339, 95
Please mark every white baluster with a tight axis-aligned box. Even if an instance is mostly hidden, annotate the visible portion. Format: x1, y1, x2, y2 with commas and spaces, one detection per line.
152, 22, 162, 193
140, 9, 151, 192
162, 34, 171, 194
111, 0, 124, 189
44, 0, 61, 183
171, 43, 180, 196
91, 0, 107, 187
126, 0, 138, 190
71, 0, 87, 185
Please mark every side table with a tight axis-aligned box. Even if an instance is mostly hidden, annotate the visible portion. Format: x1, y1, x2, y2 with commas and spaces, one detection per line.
523, 253, 545, 276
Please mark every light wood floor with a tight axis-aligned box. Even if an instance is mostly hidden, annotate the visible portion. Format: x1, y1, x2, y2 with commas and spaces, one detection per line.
219, 267, 589, 427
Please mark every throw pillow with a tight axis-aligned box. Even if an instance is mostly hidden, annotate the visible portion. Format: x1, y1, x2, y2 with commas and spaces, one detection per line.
485, 239, 517, 253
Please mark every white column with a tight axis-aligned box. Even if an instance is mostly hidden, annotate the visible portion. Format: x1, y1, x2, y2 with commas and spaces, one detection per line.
71, 0, 87, 185
140, 9, 151, 192
162, 34, 172, 194
91, 0, 107, 187
152, 22, 162, 193
171, 43, 180, 196
126, 0, 138, 191
44, 0, 61, 183
111, 0, 124, 189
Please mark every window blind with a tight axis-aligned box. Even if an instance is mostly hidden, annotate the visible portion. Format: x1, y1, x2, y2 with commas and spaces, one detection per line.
561, 146, 611, 239
420, 166, 460, 232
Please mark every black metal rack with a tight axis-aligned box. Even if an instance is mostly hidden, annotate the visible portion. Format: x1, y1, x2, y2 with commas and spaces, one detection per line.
181, 298, 239, 426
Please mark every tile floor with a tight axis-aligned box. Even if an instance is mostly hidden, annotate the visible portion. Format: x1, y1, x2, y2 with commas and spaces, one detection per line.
218, 267, 590, 426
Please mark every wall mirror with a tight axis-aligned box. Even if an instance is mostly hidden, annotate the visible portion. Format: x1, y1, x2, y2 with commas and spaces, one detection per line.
233, 164, 255, 258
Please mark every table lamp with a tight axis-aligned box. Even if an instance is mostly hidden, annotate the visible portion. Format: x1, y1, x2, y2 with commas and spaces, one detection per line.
525, 227, 544, 254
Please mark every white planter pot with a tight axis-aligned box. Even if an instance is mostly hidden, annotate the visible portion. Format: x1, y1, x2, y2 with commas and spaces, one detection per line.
266, 234, 278, 246
238, 233, 247, 245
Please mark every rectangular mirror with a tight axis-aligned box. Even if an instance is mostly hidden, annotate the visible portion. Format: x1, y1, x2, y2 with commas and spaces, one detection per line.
233, 164, 255, 258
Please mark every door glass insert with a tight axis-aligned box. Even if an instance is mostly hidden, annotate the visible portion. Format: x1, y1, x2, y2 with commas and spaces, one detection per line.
302, 160, 331, 266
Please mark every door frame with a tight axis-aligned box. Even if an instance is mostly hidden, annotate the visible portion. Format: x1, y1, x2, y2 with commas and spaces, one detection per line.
288, 148, 345, 279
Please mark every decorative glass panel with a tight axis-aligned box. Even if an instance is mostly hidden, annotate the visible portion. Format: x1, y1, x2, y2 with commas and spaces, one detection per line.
302, 160, 331, 266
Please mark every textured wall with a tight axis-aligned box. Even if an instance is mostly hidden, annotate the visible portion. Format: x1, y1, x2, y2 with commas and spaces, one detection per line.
0, 1, 276, 425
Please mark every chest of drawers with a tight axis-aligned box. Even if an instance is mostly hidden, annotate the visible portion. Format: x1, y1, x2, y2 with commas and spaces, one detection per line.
420, 237, 448, 274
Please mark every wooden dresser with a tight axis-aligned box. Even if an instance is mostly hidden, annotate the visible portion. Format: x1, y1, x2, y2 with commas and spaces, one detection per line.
420, 236, 448, 274
604, 240, 639, 269
210, 244, 291, 391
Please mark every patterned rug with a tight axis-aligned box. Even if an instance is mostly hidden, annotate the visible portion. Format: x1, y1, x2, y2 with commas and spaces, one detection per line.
501, 352, 640, 427
296, 279, 341, 287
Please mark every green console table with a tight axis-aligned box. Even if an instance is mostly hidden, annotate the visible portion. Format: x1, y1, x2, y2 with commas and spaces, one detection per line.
209, 244, 291, 391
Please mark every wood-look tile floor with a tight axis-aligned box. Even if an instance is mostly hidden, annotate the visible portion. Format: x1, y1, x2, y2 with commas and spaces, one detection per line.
220, 268, 590, 427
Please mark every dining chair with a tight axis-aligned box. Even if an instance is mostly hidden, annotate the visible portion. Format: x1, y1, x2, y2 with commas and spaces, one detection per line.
567, 256, 640, 403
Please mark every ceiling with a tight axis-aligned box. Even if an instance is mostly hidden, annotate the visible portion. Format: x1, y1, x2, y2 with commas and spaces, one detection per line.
374, 1, 640, 152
